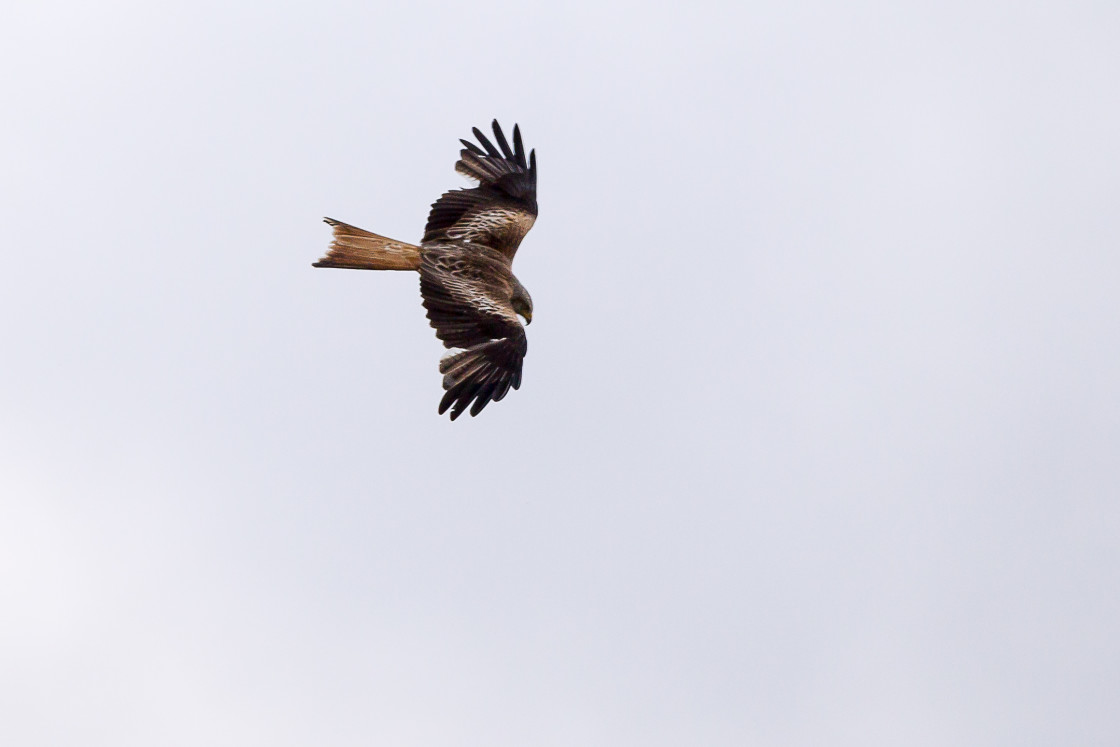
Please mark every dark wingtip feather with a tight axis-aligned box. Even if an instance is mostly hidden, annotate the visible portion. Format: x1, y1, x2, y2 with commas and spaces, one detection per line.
512, 125, 526, 167
529, 149, 536, 173
460, 139, 485, 156
450, 390, 474, 420
472, 126, 500, 157
491, 120, 514, 160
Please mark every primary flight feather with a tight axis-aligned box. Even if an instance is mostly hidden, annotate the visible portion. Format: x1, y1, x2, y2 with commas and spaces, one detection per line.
313, 120, 538, 420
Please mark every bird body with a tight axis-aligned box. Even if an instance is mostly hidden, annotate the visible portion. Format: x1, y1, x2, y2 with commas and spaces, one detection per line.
314, 120, 538, 419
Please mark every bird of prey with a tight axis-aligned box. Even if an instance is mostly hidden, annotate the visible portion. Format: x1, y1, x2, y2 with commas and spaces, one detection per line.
313, 120, 538, 420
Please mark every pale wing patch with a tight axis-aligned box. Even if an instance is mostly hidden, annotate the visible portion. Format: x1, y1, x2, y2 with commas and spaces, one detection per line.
446, 207, 536, 251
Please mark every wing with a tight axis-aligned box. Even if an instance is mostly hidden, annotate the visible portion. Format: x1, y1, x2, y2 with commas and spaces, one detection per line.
422, 120, 538, 260
419, 242, 527, 420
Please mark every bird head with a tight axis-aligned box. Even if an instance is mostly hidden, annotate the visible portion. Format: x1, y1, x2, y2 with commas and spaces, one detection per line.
511, 280, 533, 326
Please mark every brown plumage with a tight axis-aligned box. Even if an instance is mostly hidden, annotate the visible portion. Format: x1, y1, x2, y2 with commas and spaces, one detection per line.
313, 120, 538, 420
314, 219, 421, 271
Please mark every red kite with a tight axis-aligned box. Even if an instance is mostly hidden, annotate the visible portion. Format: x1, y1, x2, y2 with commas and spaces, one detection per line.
315, 121, 537, 420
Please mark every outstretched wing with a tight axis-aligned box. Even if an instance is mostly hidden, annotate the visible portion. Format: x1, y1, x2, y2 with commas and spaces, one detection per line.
422, 120, 538, 259
419, 242, 527, 420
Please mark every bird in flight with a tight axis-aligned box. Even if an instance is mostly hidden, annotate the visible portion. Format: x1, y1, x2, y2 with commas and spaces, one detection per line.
313, 120, 538, 420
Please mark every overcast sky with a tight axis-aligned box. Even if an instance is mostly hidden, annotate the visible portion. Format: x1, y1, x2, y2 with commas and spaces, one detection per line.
2, 1, 1118, 745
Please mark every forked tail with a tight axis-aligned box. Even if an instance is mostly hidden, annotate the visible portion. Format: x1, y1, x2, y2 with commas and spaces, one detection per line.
313, 218, 422, 271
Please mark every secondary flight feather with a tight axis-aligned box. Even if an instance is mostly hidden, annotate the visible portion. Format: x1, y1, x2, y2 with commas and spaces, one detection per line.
313, 120, 538, 420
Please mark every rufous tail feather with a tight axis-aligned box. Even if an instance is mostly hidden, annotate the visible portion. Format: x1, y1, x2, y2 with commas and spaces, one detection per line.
313, 218, 421, 271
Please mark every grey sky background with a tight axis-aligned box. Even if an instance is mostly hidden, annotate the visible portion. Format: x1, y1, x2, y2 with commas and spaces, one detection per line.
2, 1, 1118, 745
